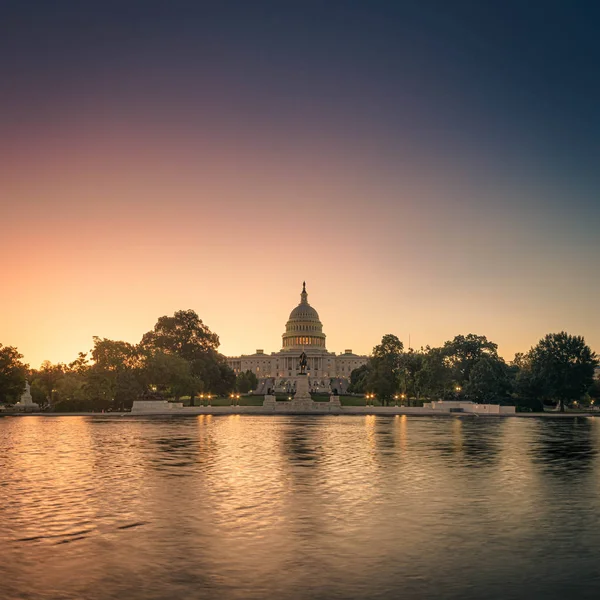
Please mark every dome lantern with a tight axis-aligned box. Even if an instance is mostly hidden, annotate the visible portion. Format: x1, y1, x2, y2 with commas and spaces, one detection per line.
281, 282, 327, 351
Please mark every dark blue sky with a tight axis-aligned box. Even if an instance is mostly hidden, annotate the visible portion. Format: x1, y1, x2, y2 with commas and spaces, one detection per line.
2, 1, 600, 363
3, 1, 599, 169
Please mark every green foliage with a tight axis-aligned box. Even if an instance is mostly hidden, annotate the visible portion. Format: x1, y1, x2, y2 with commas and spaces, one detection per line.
189, 351, 234, 396
144, 351, 202, 401
372, 334, 404, 359
351, 334, 517, 406
246, 370, 258, 390
32, 360, 65, 405
442, 334, 499, 385
399, 349, 426, 399
0, 344, 28, 404
589, 378, 600, 403
348, 364, 370, 393
141, 309, 219, 361
416, 347, 453, 400
85, 338, 145, 410
464, 356, 513, 403
236, 370, 258, 393
365, 334, 405, 403
142, 310, 235, 398
53, 397, 93, 412
525, 332, 598, 411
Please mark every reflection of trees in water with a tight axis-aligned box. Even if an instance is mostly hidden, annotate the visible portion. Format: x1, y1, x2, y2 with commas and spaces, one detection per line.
532, 419, 597, 475
374, 417, 397, 455
429, 418, 503, 467
281, 418, 322, 467
151, 435, 198, 473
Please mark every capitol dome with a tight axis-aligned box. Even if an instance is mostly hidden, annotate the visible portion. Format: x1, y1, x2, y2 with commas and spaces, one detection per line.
282, 282, 326, 350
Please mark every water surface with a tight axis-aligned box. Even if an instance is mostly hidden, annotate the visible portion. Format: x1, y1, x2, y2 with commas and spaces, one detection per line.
1, 415, 600, 599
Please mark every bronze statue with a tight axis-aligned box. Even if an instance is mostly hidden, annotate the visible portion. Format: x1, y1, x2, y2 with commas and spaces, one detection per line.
299, 351, 308, 375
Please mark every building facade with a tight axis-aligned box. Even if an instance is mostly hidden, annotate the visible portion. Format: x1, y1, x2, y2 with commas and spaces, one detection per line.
227, 283, 368, 393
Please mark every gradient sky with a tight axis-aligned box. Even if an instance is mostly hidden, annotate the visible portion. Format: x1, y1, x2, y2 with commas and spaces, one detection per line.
2, 0, 599, 368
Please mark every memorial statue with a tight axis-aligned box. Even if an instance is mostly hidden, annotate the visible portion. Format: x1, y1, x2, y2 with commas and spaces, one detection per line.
299, 351, 308, 375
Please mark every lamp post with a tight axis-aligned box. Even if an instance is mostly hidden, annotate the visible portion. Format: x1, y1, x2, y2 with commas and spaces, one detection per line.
400, 393, 406, 407
236, 394, 241, 406
206, 394, 212, 407
200, 393, 205, 406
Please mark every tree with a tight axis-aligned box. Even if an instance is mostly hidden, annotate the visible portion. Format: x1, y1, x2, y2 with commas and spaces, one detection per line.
372, 334, 404, 361
144, 351, 202, 402
348, 364, 370, 393
86, 337, 144, 410
68, 352, 90, 374
367, 358, 398, 404
512, 353, 545, 411
0, 344, 28, 404
366, 334, 405, 405
92, 337, 141, 371
416, 347, 453, 400
141, 310, 219, 361
588, 378, 600, 405
141, 310, 234, 399
464, 356, 513, 403
236, 372, 251, 394
443, 334, 499, 385
192, 351, 235, 397
399, 349, 426, 403
527, 332, 598, 412
236, 370, 258, 393
34, 361, 66, 405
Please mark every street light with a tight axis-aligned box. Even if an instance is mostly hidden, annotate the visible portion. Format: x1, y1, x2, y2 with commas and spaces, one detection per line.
236, 393, 241, 406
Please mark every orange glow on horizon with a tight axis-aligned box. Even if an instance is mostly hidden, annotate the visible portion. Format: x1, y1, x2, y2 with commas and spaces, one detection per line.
2, 121, 599, 368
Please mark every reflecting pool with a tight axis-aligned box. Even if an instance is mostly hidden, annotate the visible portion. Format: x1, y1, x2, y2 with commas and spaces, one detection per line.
2, 415, 600, 599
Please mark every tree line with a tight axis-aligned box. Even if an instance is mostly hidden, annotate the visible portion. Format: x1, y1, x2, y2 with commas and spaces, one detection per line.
0, 310, 256, 412
1, 317, 598, 412
349, 332, 599, 411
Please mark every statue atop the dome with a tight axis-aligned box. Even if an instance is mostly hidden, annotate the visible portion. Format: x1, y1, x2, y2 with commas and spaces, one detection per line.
299, 351, 308, 375
300, 281, 308, 304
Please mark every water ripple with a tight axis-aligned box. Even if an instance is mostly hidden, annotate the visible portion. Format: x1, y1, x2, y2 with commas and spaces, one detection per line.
2, 415, 600, 600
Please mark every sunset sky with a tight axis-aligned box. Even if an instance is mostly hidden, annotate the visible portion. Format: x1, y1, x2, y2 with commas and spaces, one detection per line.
2, 1, 599, 368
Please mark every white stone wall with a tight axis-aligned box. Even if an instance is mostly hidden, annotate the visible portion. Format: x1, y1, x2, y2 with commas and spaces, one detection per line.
426, 401, 516, 414
227, 350, 367, 379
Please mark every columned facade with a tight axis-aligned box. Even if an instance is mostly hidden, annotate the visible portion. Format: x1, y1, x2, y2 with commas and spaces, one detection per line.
227, 283, 368, 393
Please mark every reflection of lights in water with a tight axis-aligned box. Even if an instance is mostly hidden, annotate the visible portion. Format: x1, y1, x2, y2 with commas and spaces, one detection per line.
398, 414, 407, 450
365, 414, 376, 450
452, 417, 463, 453
3, 416, 600, 598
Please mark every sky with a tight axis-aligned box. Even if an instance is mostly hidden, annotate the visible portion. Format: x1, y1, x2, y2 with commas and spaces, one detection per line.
1, 0, 599, 368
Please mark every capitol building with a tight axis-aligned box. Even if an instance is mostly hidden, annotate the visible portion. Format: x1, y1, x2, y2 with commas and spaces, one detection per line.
227, 283, 368, 394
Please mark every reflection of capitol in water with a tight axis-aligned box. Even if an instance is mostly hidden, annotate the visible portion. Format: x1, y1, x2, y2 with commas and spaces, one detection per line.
227, 283, 368, 394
